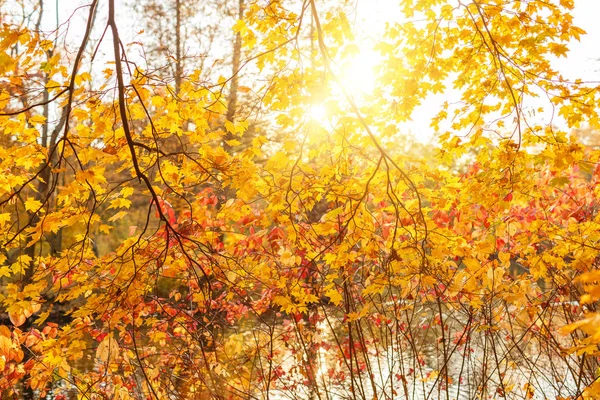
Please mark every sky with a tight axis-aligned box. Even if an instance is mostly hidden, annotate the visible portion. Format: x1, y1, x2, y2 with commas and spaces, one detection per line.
351, 0, 600, 142
36, 0, 600, 143
554, 0, 600, 81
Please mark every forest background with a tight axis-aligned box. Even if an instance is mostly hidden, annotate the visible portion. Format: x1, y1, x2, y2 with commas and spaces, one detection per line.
2, 0, 600, 399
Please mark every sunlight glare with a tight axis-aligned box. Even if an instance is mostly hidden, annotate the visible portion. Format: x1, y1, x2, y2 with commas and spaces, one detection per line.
339, 48, 379, 95
309, 104, 327, 121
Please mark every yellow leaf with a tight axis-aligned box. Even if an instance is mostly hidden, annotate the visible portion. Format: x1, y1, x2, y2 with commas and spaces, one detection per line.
24, 198, 42, 212
120, 186, 134, 197
0, 335, 12, 356
225, 139, 241, 147
96, 334, 119, 364
225, 120, 235, 133
498, 252, 511, 267
549, 43, 569, 58
29, 115, 46, 125
325, 288, 343, 306
151, 96, 165, 107
99, 224, 113, 234
34, 310, 50, 325
40, 39, 53, 51
108, 198, 132, 210
46, 79, 61, 89
463, 257, 480, 271
233, 19, 248, 35
0, 325, 11, 338
0, 213, 10, 225
0, 52, 15, 74
8, 310, 26, 327
108, 211, 127, 222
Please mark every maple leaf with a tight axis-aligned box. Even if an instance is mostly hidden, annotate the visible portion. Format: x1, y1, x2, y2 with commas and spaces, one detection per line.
1, 1, 599, 398
24, 198, 42, 212
549, 43, 569, 58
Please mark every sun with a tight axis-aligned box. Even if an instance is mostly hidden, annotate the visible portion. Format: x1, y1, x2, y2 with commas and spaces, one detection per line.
306, 47, 380, 124
338, 48, 379, 96
309, 104, 327, 121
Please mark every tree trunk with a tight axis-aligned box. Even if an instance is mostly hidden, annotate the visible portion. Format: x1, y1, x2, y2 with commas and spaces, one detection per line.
175, 0, 182, 94
223, 0, 244, 154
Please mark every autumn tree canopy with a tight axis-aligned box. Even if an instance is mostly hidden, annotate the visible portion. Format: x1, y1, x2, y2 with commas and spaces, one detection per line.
2, 0, 600, 399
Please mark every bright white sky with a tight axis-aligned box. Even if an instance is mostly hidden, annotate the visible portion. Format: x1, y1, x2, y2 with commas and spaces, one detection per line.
41, 0, 600, 143
554, 0, 600, 81
350, 0, 600, 142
